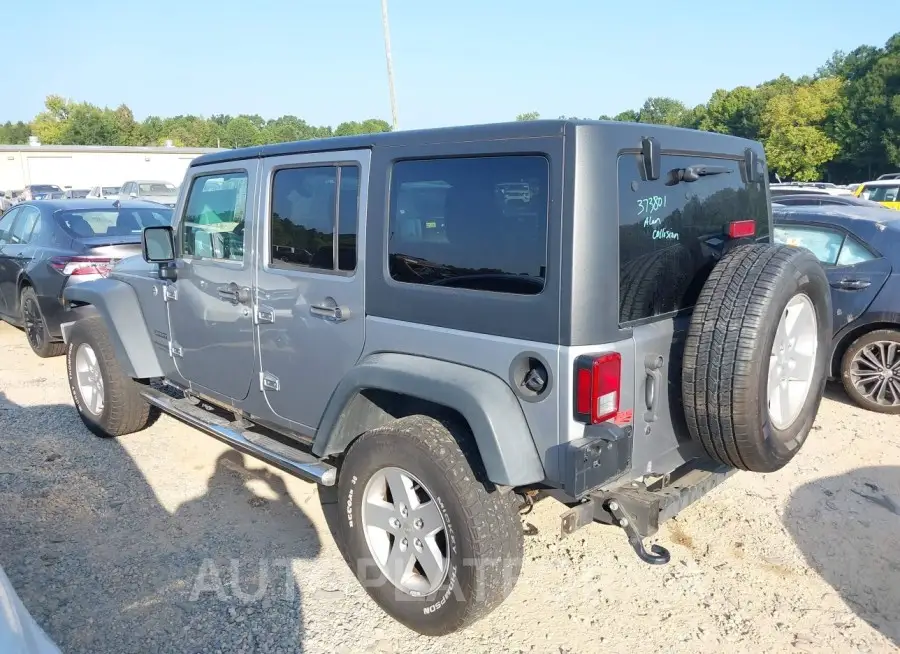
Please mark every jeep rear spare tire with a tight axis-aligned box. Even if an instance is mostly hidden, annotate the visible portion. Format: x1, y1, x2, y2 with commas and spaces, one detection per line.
335, 414, 523, 636
683, 244, 831, 472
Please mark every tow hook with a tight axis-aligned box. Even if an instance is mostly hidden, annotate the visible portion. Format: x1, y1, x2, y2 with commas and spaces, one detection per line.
606, 500, 670, 565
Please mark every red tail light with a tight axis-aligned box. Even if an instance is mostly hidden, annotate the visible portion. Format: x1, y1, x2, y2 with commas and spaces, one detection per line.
574, 353, 621, 424
49, 256, 114, 277
727, 220, 756, 238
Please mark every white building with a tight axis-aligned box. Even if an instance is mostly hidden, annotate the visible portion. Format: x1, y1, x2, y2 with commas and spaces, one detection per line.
0, 142, 223, 192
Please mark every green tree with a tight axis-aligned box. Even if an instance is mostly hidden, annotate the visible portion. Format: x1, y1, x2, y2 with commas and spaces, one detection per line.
515, 111, 540, 121
760, 77, 842, 180
223, 116, 261, 148
112, 104, 139, 145
700, 86, 762, 139
637, 97, 690, 126
0, 121, 32, 144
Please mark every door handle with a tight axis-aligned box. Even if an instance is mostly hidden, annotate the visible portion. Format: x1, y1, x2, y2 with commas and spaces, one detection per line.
831, 279, 871, 290
310, 301, 350, 322
217, 282, 251, 304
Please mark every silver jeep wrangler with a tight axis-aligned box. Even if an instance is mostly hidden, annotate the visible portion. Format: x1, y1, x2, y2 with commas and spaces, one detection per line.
60, 120, 832, 636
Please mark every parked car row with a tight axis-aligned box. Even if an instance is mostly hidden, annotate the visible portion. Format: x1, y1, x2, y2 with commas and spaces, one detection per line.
0, 120, 895, 637
1, 180, 178, 216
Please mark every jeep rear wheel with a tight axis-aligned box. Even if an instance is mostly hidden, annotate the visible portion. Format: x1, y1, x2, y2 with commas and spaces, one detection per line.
66, 316, 155, 438
335, 415, 523, 636
683, 244, 831, 472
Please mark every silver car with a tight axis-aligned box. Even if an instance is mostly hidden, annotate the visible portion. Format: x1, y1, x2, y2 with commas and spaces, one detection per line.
118, 180, 178, 207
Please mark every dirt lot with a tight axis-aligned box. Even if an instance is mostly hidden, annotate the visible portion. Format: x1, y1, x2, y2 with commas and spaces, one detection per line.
1, 321, 899, 653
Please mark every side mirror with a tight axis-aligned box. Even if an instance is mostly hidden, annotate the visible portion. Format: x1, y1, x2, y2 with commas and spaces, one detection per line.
143, 225, 175, 263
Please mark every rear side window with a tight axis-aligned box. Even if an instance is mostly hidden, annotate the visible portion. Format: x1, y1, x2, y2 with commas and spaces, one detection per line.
618, 154, 769, 324
773, 224, 875, 267
388, 155, 549, 295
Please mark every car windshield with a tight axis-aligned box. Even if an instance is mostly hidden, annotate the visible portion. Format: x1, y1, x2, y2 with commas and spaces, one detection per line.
31, 185, 61, 193
138, 183, 177, 196
55, 208, 173, 238
68, 190, 90, 198
866, 184, 900, 202
102, 187, 121, 195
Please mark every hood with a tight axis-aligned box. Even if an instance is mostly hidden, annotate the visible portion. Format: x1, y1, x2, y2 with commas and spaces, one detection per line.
139, 195, 178, 207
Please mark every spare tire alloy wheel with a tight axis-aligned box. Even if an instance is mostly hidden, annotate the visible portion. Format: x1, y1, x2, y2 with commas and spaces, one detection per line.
842, 330, 900, 413
767, 294, 818, 430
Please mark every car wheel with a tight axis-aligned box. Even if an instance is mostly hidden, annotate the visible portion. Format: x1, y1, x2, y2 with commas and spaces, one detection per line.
683, 244, 832, 472
335, 414, 523, 636
66, 315, 155, 437
841, 329, 900, 413
20, 287, 65, 358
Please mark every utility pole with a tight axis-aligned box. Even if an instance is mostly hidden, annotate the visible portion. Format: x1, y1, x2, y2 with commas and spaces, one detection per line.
381, 0, 399, 131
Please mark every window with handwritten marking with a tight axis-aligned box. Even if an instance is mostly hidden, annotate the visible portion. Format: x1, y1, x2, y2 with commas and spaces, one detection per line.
618, 153, 769, 324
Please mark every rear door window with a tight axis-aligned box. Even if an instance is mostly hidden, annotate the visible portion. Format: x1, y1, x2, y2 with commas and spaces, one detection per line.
618, 154, 769, 324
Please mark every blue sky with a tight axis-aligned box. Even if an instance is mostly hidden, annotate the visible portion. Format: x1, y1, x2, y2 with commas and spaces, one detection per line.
5, 0, 897, 130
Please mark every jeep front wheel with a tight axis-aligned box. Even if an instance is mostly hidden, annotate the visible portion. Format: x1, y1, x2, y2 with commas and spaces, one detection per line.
66, 316, 155, 438
335, 415, 523, 636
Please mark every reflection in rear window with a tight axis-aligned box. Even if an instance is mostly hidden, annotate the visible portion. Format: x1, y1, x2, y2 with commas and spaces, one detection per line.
618, 154, 770, 324
55, 209, 172, 238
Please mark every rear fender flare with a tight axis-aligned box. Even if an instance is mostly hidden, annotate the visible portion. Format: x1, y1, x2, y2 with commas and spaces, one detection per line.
312, 352, 546, 487
62, 278, 164, 379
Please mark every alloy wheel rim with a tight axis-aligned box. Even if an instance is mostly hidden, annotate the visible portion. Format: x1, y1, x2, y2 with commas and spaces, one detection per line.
74, 344, 105, 416
360, 466, 450, 597
849, 340, 900, 407
23, 298, 44, 349
767, 293, 818, 430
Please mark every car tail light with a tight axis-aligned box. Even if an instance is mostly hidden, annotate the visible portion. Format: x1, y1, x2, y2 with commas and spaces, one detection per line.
574, 353, 621, 424
49, 256, 114, 277
727, 220, 756, 238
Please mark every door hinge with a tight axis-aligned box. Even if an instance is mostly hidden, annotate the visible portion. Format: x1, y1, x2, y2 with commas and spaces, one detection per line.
255, 304, 275, 325
169, 341, 183, 358
164, 284, 178, 302
260, 371, 280, 392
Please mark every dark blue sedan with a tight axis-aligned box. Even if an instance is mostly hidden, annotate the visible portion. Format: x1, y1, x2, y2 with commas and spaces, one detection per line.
0, 200, 173, 357
773, 204, 900, 413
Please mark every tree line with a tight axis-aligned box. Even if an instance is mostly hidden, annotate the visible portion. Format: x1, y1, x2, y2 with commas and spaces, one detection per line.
2, 32, 896, 183
0, 96, 392, 150
517, 32, 898, 183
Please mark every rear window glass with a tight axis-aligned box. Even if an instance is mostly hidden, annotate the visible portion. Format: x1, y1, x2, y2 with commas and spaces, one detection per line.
388, 155, 549, 295
55, 209, 172, 238
618, 154, 770, 324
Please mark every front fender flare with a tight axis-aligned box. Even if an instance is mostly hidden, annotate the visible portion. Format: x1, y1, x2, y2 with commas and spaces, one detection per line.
63, 279, 164, 379
312, 352, 546, 487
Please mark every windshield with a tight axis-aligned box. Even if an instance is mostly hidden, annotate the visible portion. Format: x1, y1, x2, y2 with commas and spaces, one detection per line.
31, 184, 61, 193
101, 187, 121, 195
138, 183, 177, 197
55, 208, 173, 238
67, 190, 90, 198
866, 184, 900, 203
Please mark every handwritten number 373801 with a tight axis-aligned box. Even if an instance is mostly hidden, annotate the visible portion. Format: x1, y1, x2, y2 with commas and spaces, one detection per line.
637, 196, 667, 215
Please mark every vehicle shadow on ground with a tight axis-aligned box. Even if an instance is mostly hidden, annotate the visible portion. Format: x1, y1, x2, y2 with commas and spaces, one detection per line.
783, 465, 900, 646
823, 381, 859, 409
0, 392, 320, 654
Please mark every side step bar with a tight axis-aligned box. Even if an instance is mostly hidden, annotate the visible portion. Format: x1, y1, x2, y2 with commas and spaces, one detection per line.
139, 386, 336, 486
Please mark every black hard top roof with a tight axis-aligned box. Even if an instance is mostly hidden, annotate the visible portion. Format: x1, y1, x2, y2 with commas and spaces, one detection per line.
191, 119, 763, 168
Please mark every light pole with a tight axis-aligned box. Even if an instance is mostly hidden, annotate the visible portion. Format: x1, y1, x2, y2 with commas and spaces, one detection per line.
381, 0, 399, 131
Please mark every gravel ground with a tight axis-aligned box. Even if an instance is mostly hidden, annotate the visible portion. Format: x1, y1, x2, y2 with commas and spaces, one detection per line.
1, 321, 899, 653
